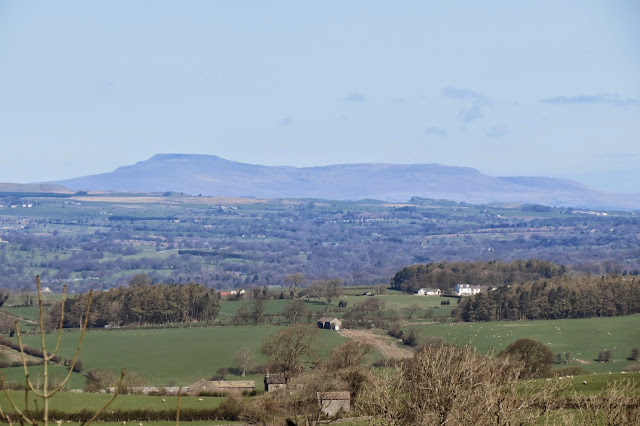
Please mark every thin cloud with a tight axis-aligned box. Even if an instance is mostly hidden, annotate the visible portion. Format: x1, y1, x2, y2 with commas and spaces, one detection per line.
486, 124, 508, 138
443, 86, 490, 125
279, 116, 293, 126
424, 126, 447, 136
457, 102, 485, 124
541, 94, 640, 107
442, 86, 485, 101
343, 92, 368, 103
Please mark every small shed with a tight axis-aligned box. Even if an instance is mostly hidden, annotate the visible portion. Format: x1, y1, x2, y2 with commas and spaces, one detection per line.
264, 372, 287, 392
317, 391, 351, 417
317, 317, 342, 330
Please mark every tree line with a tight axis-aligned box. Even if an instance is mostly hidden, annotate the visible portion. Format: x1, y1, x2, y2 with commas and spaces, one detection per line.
456, 275, 640, 321
389, 259, 568, 293
50, 276, 220, 328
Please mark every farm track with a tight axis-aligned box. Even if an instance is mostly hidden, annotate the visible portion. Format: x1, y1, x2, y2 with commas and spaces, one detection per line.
339, 329, 413, 359
0, 310, 36, 324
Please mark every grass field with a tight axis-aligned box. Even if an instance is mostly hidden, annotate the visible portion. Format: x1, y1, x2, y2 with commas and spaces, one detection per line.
0, 305, 40, 321
11, 325, 346, 387
217, 298, 328, 318
343, 293, 454, 317
405, 315, 640, 373
0, 391, 225, 412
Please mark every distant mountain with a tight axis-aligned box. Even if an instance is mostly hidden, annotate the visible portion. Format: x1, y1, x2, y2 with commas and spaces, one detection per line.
0, 182, 72, 193
51, 154, 640, 209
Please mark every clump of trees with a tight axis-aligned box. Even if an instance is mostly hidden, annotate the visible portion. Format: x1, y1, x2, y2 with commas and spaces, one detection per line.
390, 260, 568, 293
457, 275, 640, 321
498, 338, 554, 378
51, 275, 220, 327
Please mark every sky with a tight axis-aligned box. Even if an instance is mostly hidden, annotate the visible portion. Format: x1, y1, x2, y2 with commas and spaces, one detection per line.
0, 1, 639, 192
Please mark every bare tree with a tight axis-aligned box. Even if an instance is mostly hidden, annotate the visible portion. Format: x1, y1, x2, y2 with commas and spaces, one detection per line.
405, 303, 421, 320
283, 299, 307, 323
234, 347, 254, 377
249, 298, 266, 325
356, 343, 571, 425
284, 273, 305, 299
323, 278, 343, 311
261, 324, 320, 384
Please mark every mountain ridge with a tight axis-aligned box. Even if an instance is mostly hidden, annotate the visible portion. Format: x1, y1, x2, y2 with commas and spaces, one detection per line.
49, 154, 640, 209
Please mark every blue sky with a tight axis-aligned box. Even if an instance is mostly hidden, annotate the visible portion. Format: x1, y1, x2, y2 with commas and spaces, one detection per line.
1, 1, 639, 192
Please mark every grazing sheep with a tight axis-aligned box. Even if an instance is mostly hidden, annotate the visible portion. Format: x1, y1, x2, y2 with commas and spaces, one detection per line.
161, 398, 166, 402
582, 381, 587, 385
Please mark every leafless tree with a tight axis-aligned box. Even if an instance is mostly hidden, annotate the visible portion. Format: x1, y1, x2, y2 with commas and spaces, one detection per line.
284, 273, 305, 299
234, 347, 254, 377
261, 324, 320, 384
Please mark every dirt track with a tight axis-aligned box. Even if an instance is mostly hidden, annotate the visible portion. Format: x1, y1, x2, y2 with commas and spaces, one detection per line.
339, 329, 413, 359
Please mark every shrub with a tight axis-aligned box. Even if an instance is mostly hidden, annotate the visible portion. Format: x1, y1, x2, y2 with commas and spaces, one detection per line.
387, 325, 404, 339
498, 338, 554, 379
401, 329, 419, 347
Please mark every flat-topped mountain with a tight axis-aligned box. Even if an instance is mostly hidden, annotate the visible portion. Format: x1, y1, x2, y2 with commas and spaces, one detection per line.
51, 154, 639, 209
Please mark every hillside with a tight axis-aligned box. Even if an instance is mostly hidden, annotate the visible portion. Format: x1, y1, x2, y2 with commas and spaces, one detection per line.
51, 154, 640, 209
0, 182, 72, 194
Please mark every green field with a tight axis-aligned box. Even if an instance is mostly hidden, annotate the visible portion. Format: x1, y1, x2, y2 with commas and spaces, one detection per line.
217, 298, 328, 318
405, 315, 640, 373
10, 325, 346, 387
0, 391, 225, 412
341, 292, 454, 317
0, 305, 40, 322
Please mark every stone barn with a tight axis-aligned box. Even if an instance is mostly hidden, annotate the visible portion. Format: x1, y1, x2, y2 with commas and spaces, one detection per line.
264, 372, 287, 392
317, 317, 342, 330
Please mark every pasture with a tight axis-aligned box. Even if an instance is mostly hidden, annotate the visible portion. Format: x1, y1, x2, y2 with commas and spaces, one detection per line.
11, 325, 345, 387
406, 315, 640, 373
0, 391, 225, 412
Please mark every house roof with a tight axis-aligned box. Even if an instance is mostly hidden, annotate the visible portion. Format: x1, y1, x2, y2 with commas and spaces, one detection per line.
265, 374, 286, 384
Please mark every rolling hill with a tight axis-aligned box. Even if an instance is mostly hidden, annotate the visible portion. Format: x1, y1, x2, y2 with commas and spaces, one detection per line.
50, 154, 640, 209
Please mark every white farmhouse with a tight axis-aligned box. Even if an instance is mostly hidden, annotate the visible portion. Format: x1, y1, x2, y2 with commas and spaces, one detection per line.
414, 288, 441, 296
455, 284, 481, 296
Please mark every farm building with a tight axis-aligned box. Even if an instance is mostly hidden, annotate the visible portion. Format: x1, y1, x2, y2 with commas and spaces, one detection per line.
414, 288, 441, 296
317, 391, 351, 417
264, 372, 287, 392
317, 317, 342, 330
185, 379, 255, 396
455, 284, 481, 296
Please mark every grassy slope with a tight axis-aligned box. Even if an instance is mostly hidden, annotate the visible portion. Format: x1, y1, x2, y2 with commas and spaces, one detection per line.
13, 325, 345, 386
407, 315, 640, 373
